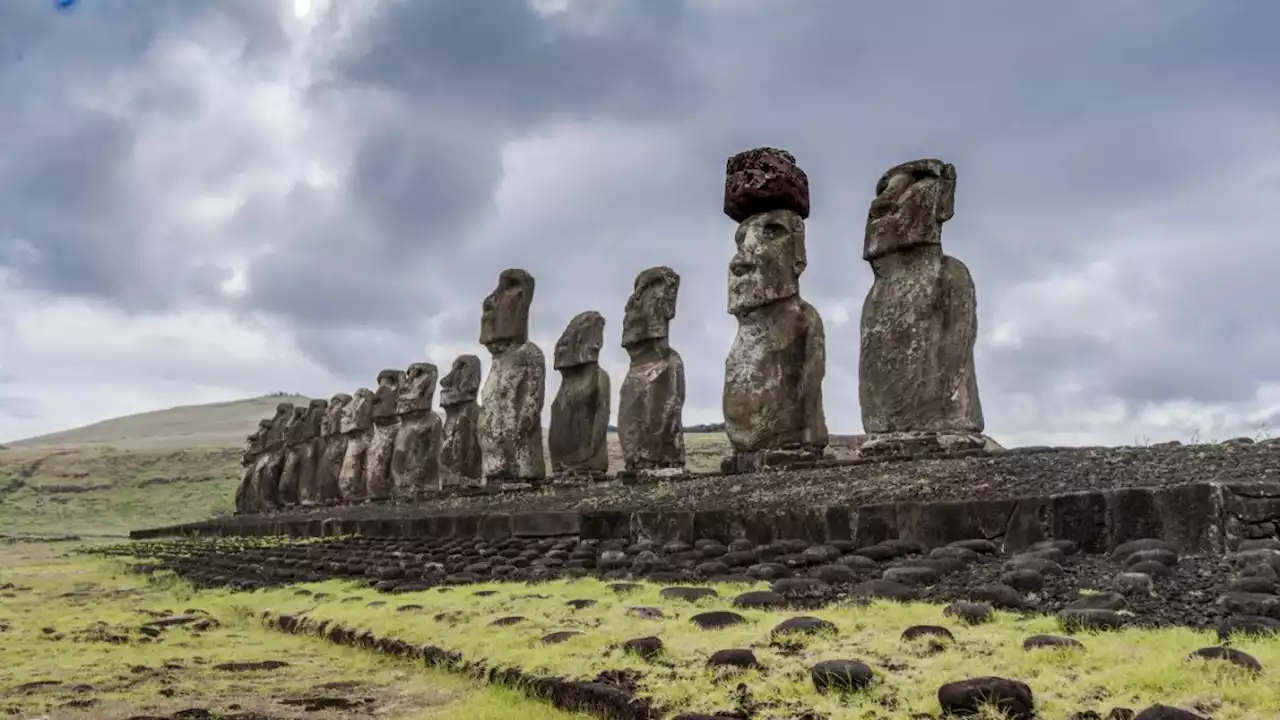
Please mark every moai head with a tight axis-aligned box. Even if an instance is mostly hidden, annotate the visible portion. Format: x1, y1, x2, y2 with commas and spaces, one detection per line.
340, 388, 374, 434
479, 268, 535, 347
371, 369, 405, 422
265, 403, 294, 446
303, 399, 327, 440
864, 158, 956, 261
440, 354, 482, 407
398, 362, 439, 414
622, 266, 679, 348
554, 311, 605, 370
322, 393, 351, 437
724, 148, 810, 316
244, 422, 267, 459
283, 405, 309, 445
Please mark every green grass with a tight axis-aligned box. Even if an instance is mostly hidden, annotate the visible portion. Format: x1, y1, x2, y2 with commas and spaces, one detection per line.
0, 541, 592, 719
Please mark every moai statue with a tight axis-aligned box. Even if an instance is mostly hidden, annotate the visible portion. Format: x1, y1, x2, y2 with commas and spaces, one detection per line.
315, 393, 351, 504
295, 398, 327, 505
858, 159, 985, 457
364, 369, 405, 501
391, 362, 444, 497
478, 269, 546, 486
549, 311, 610, 482
275, 405, 309, 508
252, 403, 295, 511
338, 388, 375, 502
234, 421, 268, 514
721, 147, 828, 473
440, 354, 483, 485
618, 266, 686, 479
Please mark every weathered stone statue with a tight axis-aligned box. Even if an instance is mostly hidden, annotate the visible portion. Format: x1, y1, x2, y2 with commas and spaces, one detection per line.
252, 403, 294, 511
295, 398, 327, 506
721, 147, 828, 473
315, 394, 349, 504
478, 269, 546, 486
275, 405, 309, 507
391, 362, 444, 497
549, 311, 610, 481
618, 266, 686, 479
365, 369, 405, 501
440, 354, 483, 485
338, 388, 374, 501
235, 421, 268, 514
858, 159, 986, 458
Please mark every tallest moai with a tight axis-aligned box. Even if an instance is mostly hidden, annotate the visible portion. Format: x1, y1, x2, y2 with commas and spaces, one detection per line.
859, 159, 984, 453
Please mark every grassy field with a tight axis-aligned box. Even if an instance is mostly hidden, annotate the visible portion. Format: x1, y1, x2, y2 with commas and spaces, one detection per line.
0, 395, 863, 537
0, 540, 593, 719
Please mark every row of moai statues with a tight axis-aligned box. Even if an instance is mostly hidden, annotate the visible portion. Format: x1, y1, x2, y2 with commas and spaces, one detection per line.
234, 146, 985, 513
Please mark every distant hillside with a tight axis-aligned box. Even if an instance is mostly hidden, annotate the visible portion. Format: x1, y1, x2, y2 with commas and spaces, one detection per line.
7, 394, 312, 452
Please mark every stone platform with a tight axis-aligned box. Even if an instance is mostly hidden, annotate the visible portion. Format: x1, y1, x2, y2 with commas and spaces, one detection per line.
133, 441, 1280, 556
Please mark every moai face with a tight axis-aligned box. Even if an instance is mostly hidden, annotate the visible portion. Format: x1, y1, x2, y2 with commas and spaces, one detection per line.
266, 403, 294, 445
246, 421, 269, 455
864, 158, 956, 261
398, 362, 439, 414
728, 210, 807, 315
371, 369, 405, 421
440, 354, 482, 407
479, 269, 535, 346
554, 311, 605, 370
340, 388, 374, 433
303, 399, 327, 440
284, 405, 309, 444
622, 266, 679, 348
322, 394, 351, 437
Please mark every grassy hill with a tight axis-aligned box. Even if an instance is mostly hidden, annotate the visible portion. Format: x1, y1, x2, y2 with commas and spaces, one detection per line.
0, 395, 863, 538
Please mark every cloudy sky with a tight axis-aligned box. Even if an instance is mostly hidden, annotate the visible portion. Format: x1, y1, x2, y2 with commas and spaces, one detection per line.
2, 0, 1280, 448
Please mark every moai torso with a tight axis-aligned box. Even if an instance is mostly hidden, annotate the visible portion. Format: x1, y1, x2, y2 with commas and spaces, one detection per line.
440, 355, 482, 484
254, 403, 294, 511
549, 311, 610, 478
720, 148, 828, 470
365, 369, 405, 501
316, 394, 350, 504
276, 405, 309, 508
391, 362, 444, 498
477, 269, 547, 483
235, 421, 268, 514
859, 159, 983, 435
338, 388, 374, 501
295, 399, 327, 505
618, 266, 686, 475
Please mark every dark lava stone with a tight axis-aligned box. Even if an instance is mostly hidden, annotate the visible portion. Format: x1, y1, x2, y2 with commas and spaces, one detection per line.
728, 538, 755, 552
1124, 549, 1178, 568
810, 564, 855, 585
698, 542, 729, 558
778, 538, 810, 554
937, 676, 1035, 720
660, 586, 718, 603
367, 601, 387, 608
445, 572, 480, 585
1067, 591, 1127, 611
690, 610, 747, 630
1023, 634, 1084, 651
1114, 573, 1154, 596
930, 545, 981, 563
695, 561, 731, 578
566, 599, 597, 610
810, 659, 874, 694
706, 648, 759, 670
647, 570, 692, 583
707, 574, 750, 584
395, 604, 423, 613
838, 555, 880, 572
771, 616, 836, 637
1186, 646, 1262, 672
997, 568, 1045, 592
623, 636, 663, 660
902, 625, 954, 644
1002, 557, 1063, 575
944, 601, 994, 625
541, 631, 583, 645
609, 583, 643, 595
1216, 591, 1280, 617
733, 590, 786, 609
1239, 538, 1280, 552
1227, 576, 1277, 594
949, 539, 998, 555
1030, 539, 1078, 556
1133, 705, 1209, 719
1128, 560, 1172, 578
662, 541, 692, 554
722, 550, 756, 567
1235, 547, 1280, 570
801, 545, 843, 564
771, 577, 830, 598
880, 539, 925, 556
473, 589, 498, 597
1058, 608, 1125, 632
971, 583, 1026, 610
626, 606, 665, 620
852, 545, 897, 562
490, 616, 525, 627
1112, 538, 1174, 560
882, 566, 941, 587
851, 579, 918, 601
1216, 614, 1280, 640
746, 563, 792, 581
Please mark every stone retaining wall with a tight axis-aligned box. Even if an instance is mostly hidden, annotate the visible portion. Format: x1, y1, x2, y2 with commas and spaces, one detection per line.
132, 481, 1280, 556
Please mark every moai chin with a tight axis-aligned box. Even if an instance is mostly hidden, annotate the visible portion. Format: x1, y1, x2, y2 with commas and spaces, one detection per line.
365, 369, 405, 501
391, 362, 444, 498
618, 266, 686, 479
439, 354, 483, 485
858, 158, 985, 458
721, 147, 828, 473
295, 399, 327, 506
478, 269, 547, 486
549, 311, 610, 482
315, 394, 350, 504
252, 403, 294, 511
235, 421, 268, 515
275, 405, 309, 508
338, 388, 374, 502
